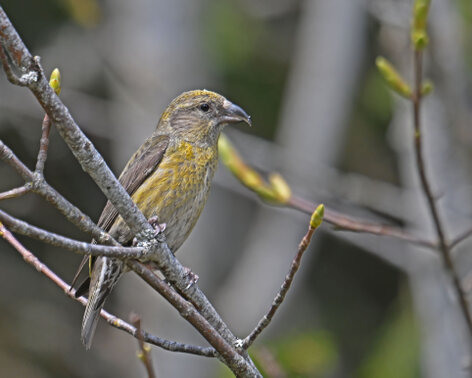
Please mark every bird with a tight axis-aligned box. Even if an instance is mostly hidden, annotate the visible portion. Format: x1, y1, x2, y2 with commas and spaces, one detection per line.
72, 89, 251, 349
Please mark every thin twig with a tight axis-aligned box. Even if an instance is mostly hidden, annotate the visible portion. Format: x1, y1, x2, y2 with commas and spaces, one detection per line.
0, 45, 27, 86
450, 227, 472, 250
0, 222, 216, 357
35, 114, 52, 174
241, 210, 322, 349
0, 139, 116, 246
0, 139, 35, 182
411, 49, 472, 337
288, 195, 436, 250
252, 347, 286, 378
0, 185, 30, 200
130, 313, 157, 378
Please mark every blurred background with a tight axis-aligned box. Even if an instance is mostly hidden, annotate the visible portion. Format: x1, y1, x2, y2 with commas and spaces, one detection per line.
1, 0, 472, 377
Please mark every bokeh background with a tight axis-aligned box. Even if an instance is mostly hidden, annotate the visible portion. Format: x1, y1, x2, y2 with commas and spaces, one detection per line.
1, 0, 472, 377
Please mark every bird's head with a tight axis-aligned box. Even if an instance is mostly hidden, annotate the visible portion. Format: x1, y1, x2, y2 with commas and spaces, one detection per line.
157, 90, 251, 146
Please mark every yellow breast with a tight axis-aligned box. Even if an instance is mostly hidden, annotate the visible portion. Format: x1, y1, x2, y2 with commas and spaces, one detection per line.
130, 140, 218, 251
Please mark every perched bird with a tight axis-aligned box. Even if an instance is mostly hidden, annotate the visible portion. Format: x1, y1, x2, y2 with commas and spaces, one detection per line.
73, 90, 251, 349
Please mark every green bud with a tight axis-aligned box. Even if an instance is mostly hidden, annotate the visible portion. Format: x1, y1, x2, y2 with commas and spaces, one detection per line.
376, 57, 412, 98
49, 68, 61, 95
411, 0, 431, 50
421, 80, 434, 96
310, 204, 324, 229
269, 173, 292, 204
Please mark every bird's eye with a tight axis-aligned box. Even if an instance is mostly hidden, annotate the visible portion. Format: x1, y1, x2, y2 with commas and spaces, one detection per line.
199, 103, 210, 112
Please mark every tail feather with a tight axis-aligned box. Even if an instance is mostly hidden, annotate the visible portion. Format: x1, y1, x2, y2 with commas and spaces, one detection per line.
81, 257, 123, 349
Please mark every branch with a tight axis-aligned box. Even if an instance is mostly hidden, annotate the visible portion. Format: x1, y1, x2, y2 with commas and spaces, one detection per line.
0, 7, 151, 239
35, 114, 52, 174
219, 133, 436, 251
0, 208, 146, 259
450, 227, 472, 250
252, 347, 287, 378
128, 261, 258, 377
0, 221, 216, 357
0, 139, 116, 246
0, 138, 252, 373
241, 205, 324, 349
130, 313, 157, 378
0, 185, 30, 200
0, 8, 260, 375
409, 2, 472, 339
288, 195, 436, 250
35, 68, 60, 175
0, 45, 29, 86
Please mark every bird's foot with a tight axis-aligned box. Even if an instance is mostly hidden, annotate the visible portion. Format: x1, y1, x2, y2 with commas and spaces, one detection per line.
148, 216, 166, 236
132, 217, 166, 246
183, 267, 199, 290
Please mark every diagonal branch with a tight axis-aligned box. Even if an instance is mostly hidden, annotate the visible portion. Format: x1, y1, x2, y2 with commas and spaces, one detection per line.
35, 114, 52, 174
450, 227, 472, 250
241, 205, 324, 349
0, 139, 117, 246
0, 8, 260, 375
0, 7, 151, 240
219, 129, 436, 250
0, 139, 251, 372
0, 45, 28, 86
130, 313, 157, 378
128, 261, 257, 376
288, 195, 437, 250
0, 185, 30, 200
0, 221, 216, 357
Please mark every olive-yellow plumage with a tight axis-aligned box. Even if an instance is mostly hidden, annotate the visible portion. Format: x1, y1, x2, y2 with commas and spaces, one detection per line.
75, 90, 251, 349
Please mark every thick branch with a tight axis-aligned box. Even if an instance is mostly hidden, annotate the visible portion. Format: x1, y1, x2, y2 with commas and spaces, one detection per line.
128, 261, 259, 377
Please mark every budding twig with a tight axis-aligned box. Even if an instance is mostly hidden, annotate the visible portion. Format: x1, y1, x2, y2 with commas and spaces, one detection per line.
219, 133, 436, 250
411, 49, 472, 338
130, 313, 157, 378
241, 205, 324, 349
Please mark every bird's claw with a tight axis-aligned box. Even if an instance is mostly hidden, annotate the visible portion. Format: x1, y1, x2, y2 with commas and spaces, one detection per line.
148, 216, 166, 236
183, 267, 199, 289
132, 217, 167, 246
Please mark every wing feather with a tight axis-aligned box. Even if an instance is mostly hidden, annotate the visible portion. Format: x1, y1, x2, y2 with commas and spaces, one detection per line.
72, 133, 169, 295
97, 134, 169, 232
